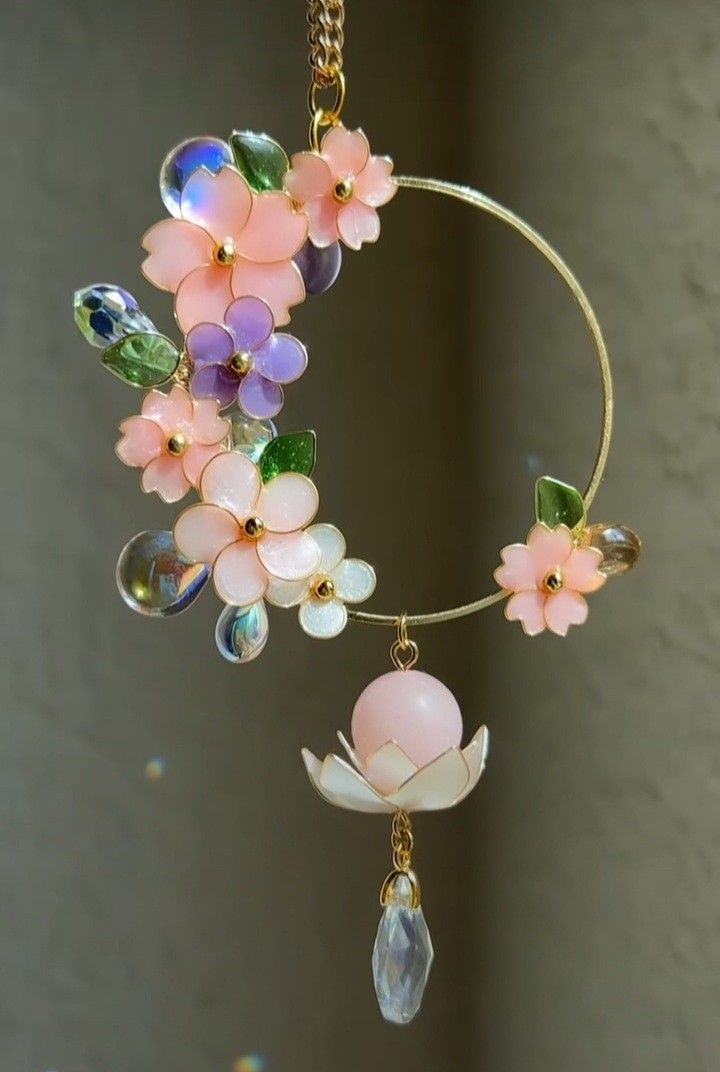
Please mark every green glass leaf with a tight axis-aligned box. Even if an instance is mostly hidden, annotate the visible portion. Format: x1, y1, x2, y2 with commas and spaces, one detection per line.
229, 130, 289, 192
101, 332, 180, 388
535, 476, 586, 531
259, 431, 316, 482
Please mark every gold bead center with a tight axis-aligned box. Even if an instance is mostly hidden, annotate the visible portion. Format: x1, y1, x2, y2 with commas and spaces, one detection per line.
332, 177, 354, 203
542, 568, 564, 594
213, 239, 236, 266
313, 577, 336, 601
231, 351, 253, 376
166, 432, 189, 456
243, 516, 265, 540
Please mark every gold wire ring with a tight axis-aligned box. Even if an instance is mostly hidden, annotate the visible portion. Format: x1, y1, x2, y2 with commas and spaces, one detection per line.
347, 174, 614, 630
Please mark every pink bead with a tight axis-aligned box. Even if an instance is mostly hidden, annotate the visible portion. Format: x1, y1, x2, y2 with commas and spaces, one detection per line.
351, 670, 463, 768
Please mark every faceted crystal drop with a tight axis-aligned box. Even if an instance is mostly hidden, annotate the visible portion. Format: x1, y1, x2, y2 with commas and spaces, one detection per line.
585, 522, 642, 576
230, 413, 277, 463
215, 601, 269, 663
74, 283, 155, 348
116, 530, 209, 616
160, 137, 234, 217
372, 875, 434, 1025
293, 239, 342, 296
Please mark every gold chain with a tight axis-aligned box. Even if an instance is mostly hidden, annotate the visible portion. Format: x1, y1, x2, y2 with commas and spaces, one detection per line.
391, 810, 414, 872
307, 1, 347, 148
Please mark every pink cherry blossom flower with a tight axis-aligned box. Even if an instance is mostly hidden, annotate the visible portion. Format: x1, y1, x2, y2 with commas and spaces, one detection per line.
141, 167, 308, 332
173, 452, 321, 607
494, 523, 606, 637
284, 127, 397, 250
115, 385, 229, 503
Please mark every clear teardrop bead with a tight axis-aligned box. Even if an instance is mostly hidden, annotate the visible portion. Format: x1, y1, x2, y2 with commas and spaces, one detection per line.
371, 874, 434, 1025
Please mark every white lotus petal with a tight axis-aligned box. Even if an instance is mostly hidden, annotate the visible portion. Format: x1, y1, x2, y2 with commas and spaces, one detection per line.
331, 558, 376, 603
387, 749, 470, 812
363, 742, 418, 795
455, 726, 490, 803
308, 523, 346, 573
336, 730, 360, 768
303, 750, 392, 813
265, 575, 308, 608
299, 595, 348, 638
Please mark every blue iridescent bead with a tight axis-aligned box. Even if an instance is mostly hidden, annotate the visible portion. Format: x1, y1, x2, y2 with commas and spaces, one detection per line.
74, 283, 155, 348
160, 137, 234, 217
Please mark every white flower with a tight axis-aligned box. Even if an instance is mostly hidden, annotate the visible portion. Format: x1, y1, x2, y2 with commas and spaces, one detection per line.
301, 726, 488, 814
265, 523, 376, 638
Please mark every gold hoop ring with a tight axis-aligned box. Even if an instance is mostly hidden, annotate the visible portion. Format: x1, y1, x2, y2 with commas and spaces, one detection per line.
347, 174, 614, 630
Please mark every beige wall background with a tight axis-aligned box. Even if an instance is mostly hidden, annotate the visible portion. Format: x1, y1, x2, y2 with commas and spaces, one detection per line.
0, 1, 718, 1071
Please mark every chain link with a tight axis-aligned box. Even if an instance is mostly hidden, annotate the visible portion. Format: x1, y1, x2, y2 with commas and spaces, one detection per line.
307, 0, 345, 89
391, 810, 414, 872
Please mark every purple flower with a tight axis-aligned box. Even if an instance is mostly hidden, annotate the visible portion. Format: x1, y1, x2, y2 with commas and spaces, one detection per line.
186, 296, 308, 419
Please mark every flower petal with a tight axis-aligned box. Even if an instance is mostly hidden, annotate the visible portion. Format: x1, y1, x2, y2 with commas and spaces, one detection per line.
140, 455, 191, 503
505, 590, 547, 636
181, 442, 225, 486
257, 530, 321, 580
231, 258, 305, 327
331, 558, 376, 604
563, 546, 607, 594
180, 166, 252, 244
544, 589, 588, 636
186, 322, 235, 367
307, 523, 345, 573
254, 333, 307, 384
238, 371, 284, 419
494, 543, 537, 591
190, 364, 239, 408
175, 264, 234, 333
354, 155, 397, 207
387, 749, 471, 812
321, 126, 370, 177
298, 596, 348, 639
526, 523, 574, 581
337, 200, 380, 250
224, 295, 274, 352
363, 742, 417, 795
174, 503, 239, 563
236, 192, 308, 263
141, 385, 193, 433
302, 196, 340, 248
115, 417, 164, 467
190, 398, 229, 445
199, 451, 261, 519
302, 750, 392, 814
141, 219, 213, 292
213, 542, 268, 605
265, 575, 308, 608
257, 472, 319, 532
455, 726, 489, 804
285, 152, 333, 203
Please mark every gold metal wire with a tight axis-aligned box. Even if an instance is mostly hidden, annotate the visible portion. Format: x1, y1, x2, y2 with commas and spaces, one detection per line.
347, 174, 614, 630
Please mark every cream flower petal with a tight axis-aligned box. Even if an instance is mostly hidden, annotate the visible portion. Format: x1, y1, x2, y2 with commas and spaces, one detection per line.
115, 417, 164, 467
180, 166, 252, 244
337, 200, 380, 250
321, 126, 370, 177
141, 219, 214, 292
455, 727, 490, 804
173, 503, 239, 564
141, 385, 193, 432
175, 263, 235, 334
544, 589, 588, 636
387, 749, 471, 812
199, 451, 261, 520
354, 156, 397, 207
505, 590, 547, 636
213, 542, 268, 606
302, 749, 393, 814
140, 455, 191, 503
308, 523, 346, 573
298, 595, 348, 639
236, 192, 308, 263
285, 152, 333, 203
181, 442, 224, 487
331, 558, 376, 604
363, 742, 418, 795
336, 730, 359, 767
265, 575, 308, 608
563, 546, 607, 593
257, 531, 320, 581
526, 523, 574, 580
256, 473, 319, 533
231, 258, 305, 327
